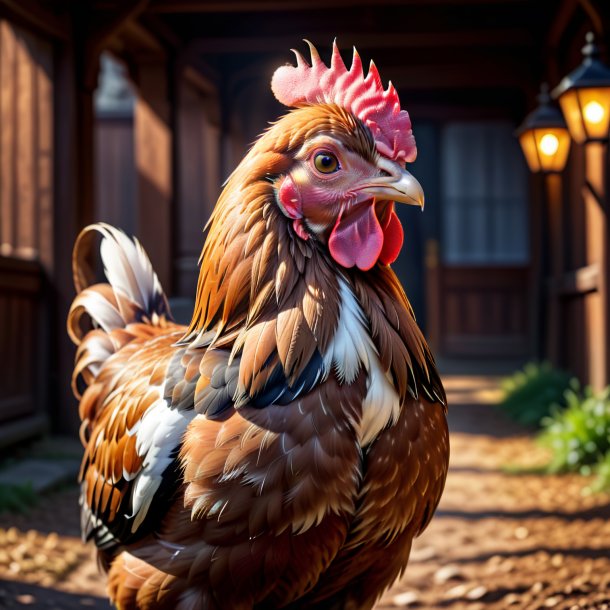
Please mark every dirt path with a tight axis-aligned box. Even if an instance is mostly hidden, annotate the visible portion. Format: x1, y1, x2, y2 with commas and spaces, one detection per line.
1, 375, 610, 609
379, 378, 610, 610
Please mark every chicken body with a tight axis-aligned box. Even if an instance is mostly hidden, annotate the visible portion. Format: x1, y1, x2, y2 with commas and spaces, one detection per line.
69, 47, 449, 610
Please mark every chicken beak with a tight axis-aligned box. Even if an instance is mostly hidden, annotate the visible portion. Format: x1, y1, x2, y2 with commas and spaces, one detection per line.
361, 160, 425, 209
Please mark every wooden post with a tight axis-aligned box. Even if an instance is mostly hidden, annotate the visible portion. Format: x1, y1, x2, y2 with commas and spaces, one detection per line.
545, 173, 564, 366
52, 38, 96, 434
134, 59, 173, 293
582, 142, 608, 390
528, 174, 546, 361
425, 238, 442, 354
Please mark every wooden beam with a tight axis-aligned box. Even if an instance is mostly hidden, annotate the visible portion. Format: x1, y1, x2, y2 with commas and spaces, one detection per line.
389, 61, 534, 90
578, 0, 604, 35
546, 0, 579, 49
120, 19, 167, 57
148, 0, 530, 12
188, 29, 534, 55
550, 264, 600, 296
76, 0, 151, 90
405, 100, 525, 120
88, 0, 150, 52
0, 0, 69, 40
138, 12, 183, 48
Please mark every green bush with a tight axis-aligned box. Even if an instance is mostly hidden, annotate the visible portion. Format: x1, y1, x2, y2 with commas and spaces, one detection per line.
538, 386, 610, 474
498, 362, 575, 427
587, 451, 610, 493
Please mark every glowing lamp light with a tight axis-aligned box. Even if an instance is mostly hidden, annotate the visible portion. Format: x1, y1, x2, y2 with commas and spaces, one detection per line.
552, 33, 610, 144
540, 133, 559, 156
584, 100, 605, 124
516, 84, 571, 174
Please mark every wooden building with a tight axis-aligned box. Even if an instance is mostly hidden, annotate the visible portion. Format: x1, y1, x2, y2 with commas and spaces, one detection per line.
0, 0, 608, 439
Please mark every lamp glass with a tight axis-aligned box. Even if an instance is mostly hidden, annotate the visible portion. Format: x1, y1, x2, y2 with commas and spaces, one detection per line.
577, 87, 610, 141
518, 127, 570, 173
558, 90, 586, 143
518, 130, 541, 172
558, 86, 610, 143
536, 128, 571, 172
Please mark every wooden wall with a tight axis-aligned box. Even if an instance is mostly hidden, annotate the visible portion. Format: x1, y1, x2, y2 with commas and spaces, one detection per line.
0, 255, 46, 446
0, 19, 52, 442
175, 76, 221, 299
0, 20, 53, 268
94, 73, 223, 306
95, 117, 136, 235
432, 266, 531, 358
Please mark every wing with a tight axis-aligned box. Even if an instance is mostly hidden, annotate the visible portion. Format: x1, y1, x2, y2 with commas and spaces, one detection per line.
107, 371, 366, 610
79, 326, 199, 549
79, 298, 331, 553
79, 316, 331, 552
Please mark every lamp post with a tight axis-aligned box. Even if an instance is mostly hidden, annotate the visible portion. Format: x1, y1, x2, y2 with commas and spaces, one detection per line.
517, 85, 571, 363
551, 32, 610, 390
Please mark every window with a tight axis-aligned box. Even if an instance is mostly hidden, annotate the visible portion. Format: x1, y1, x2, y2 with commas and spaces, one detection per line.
441, 121, 529, 265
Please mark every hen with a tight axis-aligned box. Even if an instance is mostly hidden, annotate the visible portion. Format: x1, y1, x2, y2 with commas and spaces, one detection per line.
68, 41, 449, 610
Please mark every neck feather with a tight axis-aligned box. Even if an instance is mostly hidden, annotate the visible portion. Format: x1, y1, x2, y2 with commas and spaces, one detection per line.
182, 108, 444, 407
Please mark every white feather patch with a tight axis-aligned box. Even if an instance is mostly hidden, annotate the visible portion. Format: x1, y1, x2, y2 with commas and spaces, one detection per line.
99, 225, 163, 313
324, 277, 400, 445
75, 289, 125, 332
129, 388, 195, 532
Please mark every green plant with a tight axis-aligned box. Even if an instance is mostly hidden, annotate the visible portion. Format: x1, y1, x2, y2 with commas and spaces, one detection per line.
498, 361, 575, 427
0, 482, 37, 514
587, 451, 610, 493
538, 386, 610, 474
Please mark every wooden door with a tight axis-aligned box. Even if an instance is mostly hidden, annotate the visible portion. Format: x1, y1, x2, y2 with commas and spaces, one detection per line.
427, 121, 532, 359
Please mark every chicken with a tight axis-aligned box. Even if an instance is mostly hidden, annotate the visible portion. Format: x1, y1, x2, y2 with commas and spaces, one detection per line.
68, 41, 449, 610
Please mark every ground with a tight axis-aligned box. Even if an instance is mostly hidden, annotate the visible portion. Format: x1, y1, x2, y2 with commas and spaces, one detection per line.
1, 375, 610, 609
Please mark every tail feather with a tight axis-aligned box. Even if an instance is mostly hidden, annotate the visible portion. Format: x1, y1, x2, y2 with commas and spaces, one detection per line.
68, 223, 172, 397
98, 226, 165, 316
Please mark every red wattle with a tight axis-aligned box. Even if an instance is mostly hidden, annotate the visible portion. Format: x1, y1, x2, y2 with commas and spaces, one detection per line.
328, 204, 384, 271
379, 207, 404, 265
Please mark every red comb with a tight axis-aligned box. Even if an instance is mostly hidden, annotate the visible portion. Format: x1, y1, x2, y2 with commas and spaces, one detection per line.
271, 40, 417, 163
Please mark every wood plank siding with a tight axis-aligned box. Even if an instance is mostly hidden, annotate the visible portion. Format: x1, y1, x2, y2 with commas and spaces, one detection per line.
432, 266, 530, 358
0, 20, 53, 267
0, 256, 43, 424
95, 117, 136, 235
0, 19, 52, 441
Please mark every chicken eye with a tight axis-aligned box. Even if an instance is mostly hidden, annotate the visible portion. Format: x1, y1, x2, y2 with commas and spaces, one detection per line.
313, 152, 340, 174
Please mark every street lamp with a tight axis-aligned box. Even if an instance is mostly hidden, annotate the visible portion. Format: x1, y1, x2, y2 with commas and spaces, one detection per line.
552, 32, 610, 144
516, 84, 571, 173
550, 32, 610, 391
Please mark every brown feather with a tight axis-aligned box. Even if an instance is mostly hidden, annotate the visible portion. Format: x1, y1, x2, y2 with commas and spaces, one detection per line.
71, 103, 448, 610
